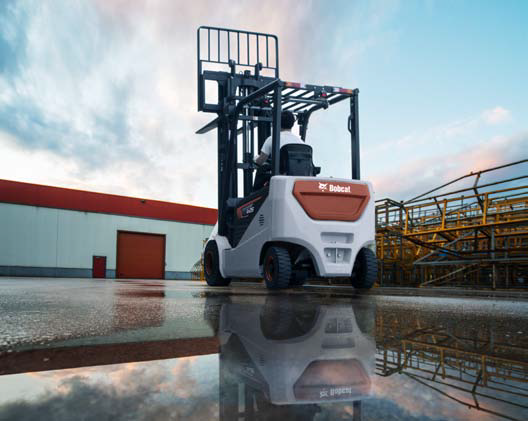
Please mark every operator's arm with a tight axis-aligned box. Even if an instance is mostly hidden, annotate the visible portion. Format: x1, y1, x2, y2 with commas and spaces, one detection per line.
254, 152, 269, 166
255, 136, 272, 166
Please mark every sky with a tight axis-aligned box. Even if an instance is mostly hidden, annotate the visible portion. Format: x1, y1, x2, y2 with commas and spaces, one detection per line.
0, 0, 526, 208
1, 347, 524, 420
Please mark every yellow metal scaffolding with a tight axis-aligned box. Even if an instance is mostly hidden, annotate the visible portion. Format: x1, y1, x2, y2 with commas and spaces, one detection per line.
191, 239, 207, 281
375, 307, 528, 420
376, 160, 528, 288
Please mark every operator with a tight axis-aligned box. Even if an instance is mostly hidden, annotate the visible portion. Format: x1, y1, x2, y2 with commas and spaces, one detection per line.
252, 111, 303, 191
254, 110, 302, 166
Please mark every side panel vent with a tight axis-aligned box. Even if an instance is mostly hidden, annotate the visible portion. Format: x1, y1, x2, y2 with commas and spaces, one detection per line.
259, 214, 265, 226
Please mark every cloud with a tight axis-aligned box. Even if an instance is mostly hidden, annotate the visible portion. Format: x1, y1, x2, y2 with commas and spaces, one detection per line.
371, 374, 505, 421
3, 357, 219, 421
365, 105, 514, 164
0, 1, 317, 207
1, 1, 521, 209
0, 0, 404, 207
482, 106, 511, 125
371, 131, 528, 200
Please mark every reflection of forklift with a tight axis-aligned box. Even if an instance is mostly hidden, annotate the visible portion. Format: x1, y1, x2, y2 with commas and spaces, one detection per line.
197, 27, 377, 289
217, 295, 375, 419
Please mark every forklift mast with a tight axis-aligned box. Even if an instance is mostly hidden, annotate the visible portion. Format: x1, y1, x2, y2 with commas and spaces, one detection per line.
196, 26, 360, 236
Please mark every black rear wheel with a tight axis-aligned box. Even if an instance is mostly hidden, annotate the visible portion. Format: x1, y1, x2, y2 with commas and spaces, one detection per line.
204, 241, 231, 287
351, 247, 377, 289
260, 295, 318, 340
290, 270, 308, 287
263, 246, 292, 289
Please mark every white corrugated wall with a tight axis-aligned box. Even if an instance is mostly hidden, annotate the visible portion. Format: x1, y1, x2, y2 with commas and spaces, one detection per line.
0, 203, 213, 278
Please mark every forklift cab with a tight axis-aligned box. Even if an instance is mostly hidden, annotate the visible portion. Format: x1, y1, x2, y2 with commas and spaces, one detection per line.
197, 26, 377, 290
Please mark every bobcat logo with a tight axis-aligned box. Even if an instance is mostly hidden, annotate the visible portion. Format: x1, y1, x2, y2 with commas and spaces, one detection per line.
318, 182, 328, 191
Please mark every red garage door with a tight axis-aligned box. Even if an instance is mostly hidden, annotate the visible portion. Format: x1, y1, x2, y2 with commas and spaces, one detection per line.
116, 231, 165, 279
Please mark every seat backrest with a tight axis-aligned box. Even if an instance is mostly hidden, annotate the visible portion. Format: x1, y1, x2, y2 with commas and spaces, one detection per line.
280, 143, 314, 176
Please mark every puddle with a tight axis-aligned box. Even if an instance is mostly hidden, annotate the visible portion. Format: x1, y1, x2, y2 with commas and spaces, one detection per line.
0, 280, 527, 420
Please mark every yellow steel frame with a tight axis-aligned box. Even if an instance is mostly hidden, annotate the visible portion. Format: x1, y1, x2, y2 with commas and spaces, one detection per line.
401, 186, 528, 237
376, 309, 528, 420
376, 162, 528, 288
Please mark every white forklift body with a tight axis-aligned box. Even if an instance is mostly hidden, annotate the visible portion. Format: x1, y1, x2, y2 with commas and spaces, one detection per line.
210, 176, 375, 279
218, 299, 375, 405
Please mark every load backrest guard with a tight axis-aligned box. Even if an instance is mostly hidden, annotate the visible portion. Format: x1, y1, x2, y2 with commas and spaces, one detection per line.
197, 26, 279, 113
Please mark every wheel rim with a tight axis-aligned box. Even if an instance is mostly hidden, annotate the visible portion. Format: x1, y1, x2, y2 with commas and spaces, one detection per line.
265, 255, 274, 282
204, 251, 214, 276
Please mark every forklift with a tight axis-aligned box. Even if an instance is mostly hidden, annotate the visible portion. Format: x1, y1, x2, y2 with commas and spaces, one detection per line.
216, 294, 375, 419
196, 26, 377, 289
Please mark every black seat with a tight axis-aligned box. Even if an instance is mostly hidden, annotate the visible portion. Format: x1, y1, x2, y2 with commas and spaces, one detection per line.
253, 144, 320, 192
280, 143, 319, 176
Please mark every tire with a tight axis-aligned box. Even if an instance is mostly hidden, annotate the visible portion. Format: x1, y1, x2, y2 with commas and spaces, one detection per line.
203, 294, 232, 333
260, 296, 295, 339
204, 241, 231, 287
351, 248, 377, 289
290, 270, 308, 287
260, 295, 318, 340
263, 246, 292, 289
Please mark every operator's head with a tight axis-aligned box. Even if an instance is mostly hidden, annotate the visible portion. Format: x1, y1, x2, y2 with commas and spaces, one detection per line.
280, 111, 295, 130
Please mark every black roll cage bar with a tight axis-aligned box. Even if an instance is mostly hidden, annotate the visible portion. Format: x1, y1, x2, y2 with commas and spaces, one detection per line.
196, 26, 361, 236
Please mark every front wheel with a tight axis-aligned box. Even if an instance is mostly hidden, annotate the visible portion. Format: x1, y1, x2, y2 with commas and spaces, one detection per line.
351, 248, 377, 289
263, 246, 292, 290
204, 241, 231, 287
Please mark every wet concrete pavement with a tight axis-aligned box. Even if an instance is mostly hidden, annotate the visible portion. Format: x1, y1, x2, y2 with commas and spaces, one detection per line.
0, 278, 527, 420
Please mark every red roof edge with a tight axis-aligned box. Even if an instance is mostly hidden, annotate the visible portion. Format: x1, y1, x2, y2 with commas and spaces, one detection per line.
0, 179, 217, 225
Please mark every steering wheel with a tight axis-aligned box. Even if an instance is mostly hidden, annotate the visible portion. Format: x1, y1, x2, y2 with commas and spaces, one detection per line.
259, 162, 272, 173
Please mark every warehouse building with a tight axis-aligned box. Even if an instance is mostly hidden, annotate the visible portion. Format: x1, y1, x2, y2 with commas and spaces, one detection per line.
0, 179, 216, 279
